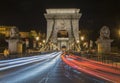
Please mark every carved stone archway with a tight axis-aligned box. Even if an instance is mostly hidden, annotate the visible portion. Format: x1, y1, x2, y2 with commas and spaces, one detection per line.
44, 8, 82, 51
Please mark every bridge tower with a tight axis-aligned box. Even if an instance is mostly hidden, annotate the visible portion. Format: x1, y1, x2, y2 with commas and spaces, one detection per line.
44, 8, 82, 51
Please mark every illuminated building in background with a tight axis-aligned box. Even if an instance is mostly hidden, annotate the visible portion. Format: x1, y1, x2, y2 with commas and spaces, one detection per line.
0, 26, 29, 38
19, 32, 29, 38
0, 26, 15, 37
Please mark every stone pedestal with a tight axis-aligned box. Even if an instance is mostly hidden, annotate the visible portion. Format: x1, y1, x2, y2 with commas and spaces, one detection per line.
96, 39, 113, 54
6, 39, 19, 54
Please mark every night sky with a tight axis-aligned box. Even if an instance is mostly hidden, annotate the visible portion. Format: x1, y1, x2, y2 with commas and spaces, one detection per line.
0, 0, 120, 36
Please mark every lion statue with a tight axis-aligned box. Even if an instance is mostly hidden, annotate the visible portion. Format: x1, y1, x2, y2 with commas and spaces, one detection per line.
10, 27, 19, 38
100, 26, 110, 39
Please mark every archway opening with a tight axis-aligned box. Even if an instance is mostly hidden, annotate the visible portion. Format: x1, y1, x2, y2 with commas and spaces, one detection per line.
57, 30, 68, 38
61, 45, 66, 51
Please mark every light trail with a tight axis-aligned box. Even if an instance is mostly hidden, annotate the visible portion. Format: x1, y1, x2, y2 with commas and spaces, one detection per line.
69, 55, 120, 69
0, 52, 57, 66
0, 52, 62, 83
0, 52, 57, 63
68, 55, 120, 75
0, 52, 59, 71
61, 54, 120, 83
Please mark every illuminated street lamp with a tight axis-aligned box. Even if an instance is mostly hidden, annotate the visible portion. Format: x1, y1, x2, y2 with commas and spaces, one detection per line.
80, 36, 84, 41
42, 40, 46, 48
80, 36, 85, 51
42, 40, 45, 43
76, 40, 80, 43
35, 36, 39, 49
36, 36, 39, 41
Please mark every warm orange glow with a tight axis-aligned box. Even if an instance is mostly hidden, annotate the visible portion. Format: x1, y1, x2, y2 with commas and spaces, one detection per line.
80, 36, 84, 41
119, 29, 120, 36
43, 40, 45, 43
36, 36, 39, 41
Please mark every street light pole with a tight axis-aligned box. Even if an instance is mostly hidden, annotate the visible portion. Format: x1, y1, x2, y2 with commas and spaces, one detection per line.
36, 36, 39, 49
80, 36, 85, 51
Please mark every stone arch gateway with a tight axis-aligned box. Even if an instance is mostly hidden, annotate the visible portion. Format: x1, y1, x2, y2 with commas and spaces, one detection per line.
44, 8, 82, 51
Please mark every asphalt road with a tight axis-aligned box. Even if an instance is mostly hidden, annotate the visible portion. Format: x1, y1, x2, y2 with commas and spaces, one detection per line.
0, 52, 75, 83
0, 52, 110, 83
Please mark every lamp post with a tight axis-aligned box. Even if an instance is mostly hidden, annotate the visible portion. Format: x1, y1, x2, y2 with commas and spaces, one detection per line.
80, 36, 85, 51
76, 40, 80, 52
35, 36, 39, 49
42, 39, 45, 48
